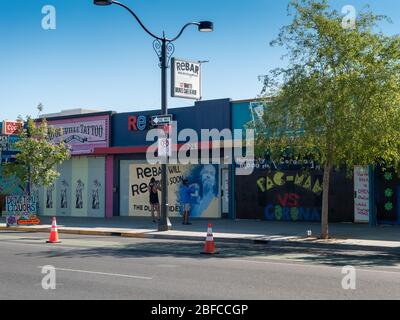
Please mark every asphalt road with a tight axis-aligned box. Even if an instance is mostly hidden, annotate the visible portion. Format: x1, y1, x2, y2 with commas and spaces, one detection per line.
0, 231, 399, 300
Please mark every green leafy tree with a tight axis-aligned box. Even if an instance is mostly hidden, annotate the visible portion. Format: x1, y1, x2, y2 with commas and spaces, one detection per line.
256, 0, 400, 238
4, 105, 70, 202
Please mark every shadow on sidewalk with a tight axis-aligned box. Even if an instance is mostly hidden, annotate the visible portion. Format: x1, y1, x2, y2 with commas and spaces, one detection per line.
16, 240, 400, 268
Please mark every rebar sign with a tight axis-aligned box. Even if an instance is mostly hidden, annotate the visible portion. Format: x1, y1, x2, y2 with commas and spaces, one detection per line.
171, 58, 201, 100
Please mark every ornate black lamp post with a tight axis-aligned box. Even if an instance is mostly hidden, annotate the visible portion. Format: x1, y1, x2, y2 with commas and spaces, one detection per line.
94, 0, 213, 231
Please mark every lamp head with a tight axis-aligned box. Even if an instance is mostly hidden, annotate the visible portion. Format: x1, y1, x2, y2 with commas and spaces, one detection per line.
198, 21, 214, 32
94, 0, 113, 6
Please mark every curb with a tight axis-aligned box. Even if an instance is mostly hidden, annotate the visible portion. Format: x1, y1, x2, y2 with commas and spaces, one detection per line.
1, 225, 399, 252
0, 226, 130, 237
142, 233, 256, 244
0, 225, 259, 244
0, 226, 49, 233
1, 227, 150, 239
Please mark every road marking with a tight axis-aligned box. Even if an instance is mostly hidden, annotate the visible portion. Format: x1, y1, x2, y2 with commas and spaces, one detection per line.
37, 266, 153, 280
227, 258, 400, 275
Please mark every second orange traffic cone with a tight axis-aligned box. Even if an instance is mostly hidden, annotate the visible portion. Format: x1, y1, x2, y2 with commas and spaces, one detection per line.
47, 217, 61, 243
202, 223, 217, 254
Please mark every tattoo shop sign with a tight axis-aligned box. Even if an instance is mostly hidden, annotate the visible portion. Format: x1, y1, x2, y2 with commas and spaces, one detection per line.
171, 58, 201, 100
47, 115, 110, 155
6, 195, 40, 226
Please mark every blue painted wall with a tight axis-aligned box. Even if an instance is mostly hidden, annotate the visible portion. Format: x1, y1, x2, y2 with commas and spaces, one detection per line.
112, 99, 231, 147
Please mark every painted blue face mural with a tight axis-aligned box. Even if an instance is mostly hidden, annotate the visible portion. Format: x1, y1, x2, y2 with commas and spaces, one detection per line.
178, 164, 219, 218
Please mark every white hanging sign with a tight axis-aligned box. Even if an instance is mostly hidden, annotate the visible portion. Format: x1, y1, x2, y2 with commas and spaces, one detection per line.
171, 58, 201, 100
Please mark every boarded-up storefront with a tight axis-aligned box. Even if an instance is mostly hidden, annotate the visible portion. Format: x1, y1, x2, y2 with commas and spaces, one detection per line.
375, 167, 400, 225
119, 161, 221, 218
235, 168, 354, 222
37, 157, 106, 218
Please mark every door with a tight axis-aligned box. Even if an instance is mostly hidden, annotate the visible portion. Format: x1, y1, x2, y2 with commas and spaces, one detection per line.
221, 168, 229, 217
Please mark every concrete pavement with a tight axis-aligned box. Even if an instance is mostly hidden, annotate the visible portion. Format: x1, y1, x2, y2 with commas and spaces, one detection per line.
1, 216, 399, 250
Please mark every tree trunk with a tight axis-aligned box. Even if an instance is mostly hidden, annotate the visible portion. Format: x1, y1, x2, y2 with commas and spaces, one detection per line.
321, 162, 331, 239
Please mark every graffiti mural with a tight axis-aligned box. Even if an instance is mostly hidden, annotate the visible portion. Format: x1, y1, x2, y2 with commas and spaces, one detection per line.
0, 168, 22, 195
91, 179, 101, 210
37, 157, 105, 217
180, 164, 219, 218
232, 100, 355, 222
257, 171, 323, 222
46, 183, 55, 209
60, 179, 69, 209
75, 179, 85, 209
120, 162, 220, 218
376, 167, 400, 224
235, 155, 321, 173
235, 169, 354, 222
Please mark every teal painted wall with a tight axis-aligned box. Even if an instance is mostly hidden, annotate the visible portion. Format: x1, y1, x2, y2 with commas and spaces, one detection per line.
232, 101, 254, 130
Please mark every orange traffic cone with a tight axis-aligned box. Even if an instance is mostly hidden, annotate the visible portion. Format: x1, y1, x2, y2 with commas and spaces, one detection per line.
202, 223, 218, 254
47, 217, 61, 243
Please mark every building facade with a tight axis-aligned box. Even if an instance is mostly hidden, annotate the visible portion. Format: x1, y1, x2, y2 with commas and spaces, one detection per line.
231, 99, 355, 223
2, 99, 399, 225
94, 98, 232, 219
0, 122, 22, 215
36, 111, 113, 218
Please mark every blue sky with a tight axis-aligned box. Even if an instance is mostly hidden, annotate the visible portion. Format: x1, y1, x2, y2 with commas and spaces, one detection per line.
0, 0, 399, 119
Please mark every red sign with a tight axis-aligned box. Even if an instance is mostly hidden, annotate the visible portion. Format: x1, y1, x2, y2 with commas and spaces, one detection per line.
128, 115, 148, 131
162, 125, 172, 135
17, 218, 41, 226
2, 121, 22, 135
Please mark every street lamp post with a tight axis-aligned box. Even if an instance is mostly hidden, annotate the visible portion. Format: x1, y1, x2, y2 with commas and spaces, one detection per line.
94, 0, 213, 231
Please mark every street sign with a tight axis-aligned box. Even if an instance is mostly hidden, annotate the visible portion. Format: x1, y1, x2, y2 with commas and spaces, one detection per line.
151, 115, 173, 127
158, 137, 172, 157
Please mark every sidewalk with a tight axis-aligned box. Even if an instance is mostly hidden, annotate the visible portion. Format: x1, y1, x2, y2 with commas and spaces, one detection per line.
1, 216, 399, 250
